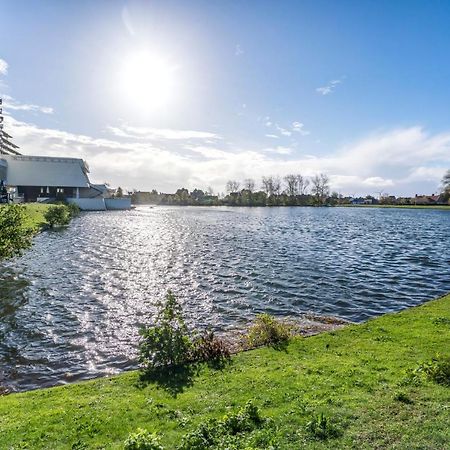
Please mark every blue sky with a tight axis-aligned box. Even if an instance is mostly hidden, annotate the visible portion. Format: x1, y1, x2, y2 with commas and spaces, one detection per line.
1, 0, 450, 195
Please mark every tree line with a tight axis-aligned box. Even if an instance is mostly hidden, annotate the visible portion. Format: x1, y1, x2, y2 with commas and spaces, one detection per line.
130, 169, 450, 207
131, 173, 334, 206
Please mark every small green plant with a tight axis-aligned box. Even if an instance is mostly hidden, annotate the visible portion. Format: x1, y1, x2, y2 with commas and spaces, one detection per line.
178, 401, 264, 450
305, 413, 340, 440
415, 354, 450, 386
0, 204, 33, 259
66, 202, 80, 218
245, 314, 292, 348
124, 428, 164, 450
44, 205, 71, 227
432, 317, 450, 326
139, 290, 193, 371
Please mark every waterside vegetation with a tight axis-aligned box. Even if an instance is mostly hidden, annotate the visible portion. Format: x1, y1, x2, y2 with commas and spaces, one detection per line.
0, 203, 79, 260
131, 170, 450, 208
1, 293, 449, 449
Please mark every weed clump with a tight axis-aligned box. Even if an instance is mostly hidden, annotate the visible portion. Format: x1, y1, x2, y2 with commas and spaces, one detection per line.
305, 413, 341, 440
178, 401, 264, 449
245, 314, 292, 349
416, 354, 450, 386
124, 428, 164, 450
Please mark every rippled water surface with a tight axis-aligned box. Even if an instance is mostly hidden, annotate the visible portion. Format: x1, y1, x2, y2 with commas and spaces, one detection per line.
1, 206, 449, 391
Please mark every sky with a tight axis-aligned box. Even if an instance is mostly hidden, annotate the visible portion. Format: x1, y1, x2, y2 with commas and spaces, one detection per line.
1, 0, 450, 196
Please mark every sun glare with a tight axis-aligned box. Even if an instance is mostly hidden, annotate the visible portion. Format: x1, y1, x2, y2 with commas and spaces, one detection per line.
119, 50, 176, 111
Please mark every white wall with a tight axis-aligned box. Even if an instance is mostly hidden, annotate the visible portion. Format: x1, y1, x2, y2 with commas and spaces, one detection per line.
105, 198, 131, 210
67, 197, 106, 211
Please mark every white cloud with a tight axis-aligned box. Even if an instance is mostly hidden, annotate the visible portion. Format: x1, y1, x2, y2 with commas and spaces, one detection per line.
4, 114, 450, 196
292, 121, 310, 136
264, 146, 293, 155
2, 94, 54, 114
186, 146, 231, 159
0, 58, 8, 75
107, 124, 220, 140
235, 44, 244, 56
316, 78, 342, 96
265, 134, 279, 139
275, 124, 291, 136
362, 177, 394, 187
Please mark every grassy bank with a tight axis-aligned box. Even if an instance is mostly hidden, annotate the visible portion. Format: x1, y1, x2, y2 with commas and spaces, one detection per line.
0, 203, 51, 230
1, 295, 449, 449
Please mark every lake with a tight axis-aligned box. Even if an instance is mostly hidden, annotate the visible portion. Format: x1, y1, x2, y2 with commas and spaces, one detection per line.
1, 206, 449, 391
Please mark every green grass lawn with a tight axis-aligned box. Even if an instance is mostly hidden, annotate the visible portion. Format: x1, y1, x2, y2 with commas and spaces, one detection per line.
0, 203, 51, 230
20, 203, 52, 230
1, 294, 449, 449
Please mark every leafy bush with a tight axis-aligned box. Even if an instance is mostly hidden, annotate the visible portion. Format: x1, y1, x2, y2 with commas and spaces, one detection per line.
305, 413, 341, 440
124, 428, 164, 450
178, 401, 264, 450
415, 354, 450, 386
191, 330, 231, 365
0, 205, 33, 259
245, 314, 292, 348
139, 290, 193, 371
44, 205, 71, 227
66, 202, 80, 218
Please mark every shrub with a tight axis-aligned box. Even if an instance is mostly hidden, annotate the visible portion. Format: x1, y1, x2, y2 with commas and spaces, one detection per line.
66, 202, 80, 218
245, 314, 292, 348
305, 413, 341, 440
139, 290, 193, 371
190, 330, 231, 364
415, 354, 450, 386
44, 205, 71, 227
0, 205, 33, 259
124, 429, 164, 450
179, 401, 264, 450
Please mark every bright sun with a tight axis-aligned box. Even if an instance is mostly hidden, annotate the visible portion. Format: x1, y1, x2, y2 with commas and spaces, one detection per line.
119, 50, 176, 110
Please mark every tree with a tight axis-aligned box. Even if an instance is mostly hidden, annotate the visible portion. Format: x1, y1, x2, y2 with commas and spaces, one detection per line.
243, 178, 255, 193
284, 174, 298, 197
0, 205, 33, 259
311, 173, 330, 205
139, 290, 192, 371
297, 174, 309, 195
225, 180, 240, 194
441, 170, 450, 202
116, 186, 123, 198
261, 176, 274, 196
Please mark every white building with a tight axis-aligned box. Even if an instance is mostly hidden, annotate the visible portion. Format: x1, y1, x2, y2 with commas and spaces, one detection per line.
0, 154, 130, 211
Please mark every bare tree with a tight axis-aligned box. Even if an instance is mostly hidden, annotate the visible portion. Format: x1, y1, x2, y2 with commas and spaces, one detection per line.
311, 173, 330, 204
273, 176, 282, 196
243, 178, 255, 193
225, 180, 240, 194
284, 174, 298, 197
297, 174, 309, 195
261, 176, 274, 196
